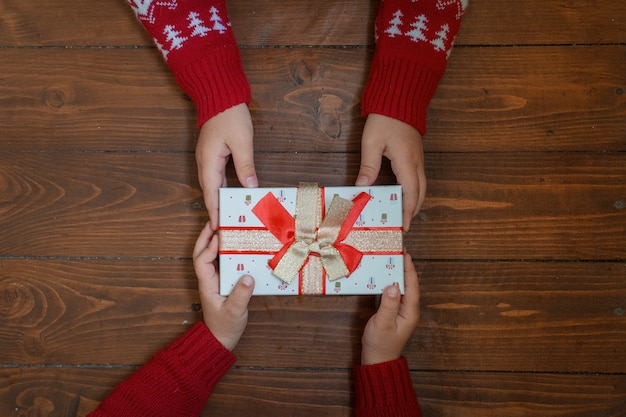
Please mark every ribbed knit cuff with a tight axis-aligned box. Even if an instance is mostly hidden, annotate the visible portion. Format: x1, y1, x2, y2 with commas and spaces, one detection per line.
167, 321, 237, 391
172, 44, 251, 128
91, 323, 236, 417
354, 357, 421, 417
361, 49, 443, 135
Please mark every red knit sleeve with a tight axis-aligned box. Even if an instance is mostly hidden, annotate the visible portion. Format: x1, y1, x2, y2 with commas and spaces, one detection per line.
127, 0, 251, 127
88, 322, 236, 417
354, 357, 422, 417
362, 0, 468, 134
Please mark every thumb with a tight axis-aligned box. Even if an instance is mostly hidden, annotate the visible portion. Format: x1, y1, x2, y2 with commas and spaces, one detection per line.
356, 143, 383, 186
224, 275, 255, 313
376, 284, 402, 323
232, 148, 258, 188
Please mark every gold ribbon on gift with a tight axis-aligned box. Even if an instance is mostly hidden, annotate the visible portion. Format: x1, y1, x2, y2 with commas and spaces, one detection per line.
272, 183, 354, 283
219, 183, 403, 295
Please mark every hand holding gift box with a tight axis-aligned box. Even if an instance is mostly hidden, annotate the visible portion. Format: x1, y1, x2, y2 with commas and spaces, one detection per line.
219, 183, 404, 295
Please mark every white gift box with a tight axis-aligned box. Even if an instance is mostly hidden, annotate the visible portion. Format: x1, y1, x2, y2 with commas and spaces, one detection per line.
219, 184, 404, 296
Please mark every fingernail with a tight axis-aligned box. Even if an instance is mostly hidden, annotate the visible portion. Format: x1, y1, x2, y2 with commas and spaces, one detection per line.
387, 285, 400, 297
242, 275, 254, 287
245, 176, 258, 188
355, 176, 369, 186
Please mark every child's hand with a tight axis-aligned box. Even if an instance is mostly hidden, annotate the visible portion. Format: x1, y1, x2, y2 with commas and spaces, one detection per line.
193, 223, 255, 351
356, 114, 426, 232
361, 253, 420, 365
196, 103, 258, 230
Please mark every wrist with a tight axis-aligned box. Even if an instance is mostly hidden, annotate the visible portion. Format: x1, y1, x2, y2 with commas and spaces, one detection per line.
361, 348, 402, 366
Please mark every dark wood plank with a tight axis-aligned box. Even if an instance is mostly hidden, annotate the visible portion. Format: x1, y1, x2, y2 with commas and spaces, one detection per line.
426, 46, 626, 152
1, 368, 125, 417
0, 153, 203, 258
457, 0, 626, 46
0, 259, 201, 365
414, 261, 626, 374
1, 152, 624, 259
2, 46, 624, 152
1, 0, 625, 47
415, 152, 626, 261
2, 259, 625, 372
0, 49, 196, 152
414, 371, 626, 417
2, 368, 625, 417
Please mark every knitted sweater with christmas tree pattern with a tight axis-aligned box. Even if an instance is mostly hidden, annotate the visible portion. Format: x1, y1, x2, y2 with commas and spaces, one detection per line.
88, 322, 422, 417
126, 0, 466, 133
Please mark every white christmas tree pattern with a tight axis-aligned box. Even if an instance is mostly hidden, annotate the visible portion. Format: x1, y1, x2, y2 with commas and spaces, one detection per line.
188, 11, 211, 37
436, 0, 468, 20
209, 6, 228, 34
385, 10, 404, 38
130, 0, 178, 24
163, 24, 188, 51
382, 8, 456, 55
405, 14, 429, 43
430, 24, 450, 52
154, 7, 231, 60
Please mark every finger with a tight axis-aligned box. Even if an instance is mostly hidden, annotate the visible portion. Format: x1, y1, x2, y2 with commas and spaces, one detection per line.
391, 158, 420, 232
398, 253, 420, 321
207, 190, 220, 231
196, 235, 221, 296
192, 222, 215, 260
356, 136, 384, 187
194, 234, 219, 282
198, 233, 219, 265
231, 139, 258, 189
197, 152, 228, 230
203, 167, 226, 231
375, 283, 402, 325
224, 275, 255, 314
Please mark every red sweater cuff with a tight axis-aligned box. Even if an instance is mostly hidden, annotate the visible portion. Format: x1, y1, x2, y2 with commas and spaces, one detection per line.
172, 44, 251, 128
354, 357, 421, 417
167, 321, 236, 389
90, 323, 235, 417
361, 48, 442, 135
128, 0, 251, 128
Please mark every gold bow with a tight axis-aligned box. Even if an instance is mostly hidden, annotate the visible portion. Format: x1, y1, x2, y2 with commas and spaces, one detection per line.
272, 183, 354, 283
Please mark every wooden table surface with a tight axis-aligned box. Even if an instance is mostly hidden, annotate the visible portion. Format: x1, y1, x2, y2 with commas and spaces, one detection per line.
1, 1, 625, 415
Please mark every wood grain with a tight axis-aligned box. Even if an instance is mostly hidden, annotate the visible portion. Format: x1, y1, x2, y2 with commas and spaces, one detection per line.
2, 0, 626, 415
2, 259, 625, 373
0, 259, 200, 365
2, 46, 624, 152
1, 368, 625, 417
413, 371, 626, 417
1, 152, 624, 259
1, 0, 625, 47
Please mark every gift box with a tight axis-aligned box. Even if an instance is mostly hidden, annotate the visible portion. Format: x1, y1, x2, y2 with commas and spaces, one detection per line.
219, 183, 404, 295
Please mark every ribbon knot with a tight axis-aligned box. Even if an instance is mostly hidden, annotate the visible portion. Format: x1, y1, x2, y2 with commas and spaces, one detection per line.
252, 183, 370, 286
307, 241, 321, 254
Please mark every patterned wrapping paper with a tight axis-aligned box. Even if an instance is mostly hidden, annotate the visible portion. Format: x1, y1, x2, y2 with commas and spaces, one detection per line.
219, 184, 404, 296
